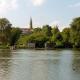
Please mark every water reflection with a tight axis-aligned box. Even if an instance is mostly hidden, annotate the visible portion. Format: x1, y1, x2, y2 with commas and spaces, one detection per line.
30, 52, 60, 80
72, 51, 80, 73
0, 49, 80, 80
0, 49, 12, 80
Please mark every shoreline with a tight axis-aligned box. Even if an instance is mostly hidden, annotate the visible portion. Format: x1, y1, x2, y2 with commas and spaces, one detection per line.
0, 46, 80, 51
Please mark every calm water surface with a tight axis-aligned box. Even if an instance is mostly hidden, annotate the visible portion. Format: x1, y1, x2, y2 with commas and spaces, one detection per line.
0, 49, 80, 80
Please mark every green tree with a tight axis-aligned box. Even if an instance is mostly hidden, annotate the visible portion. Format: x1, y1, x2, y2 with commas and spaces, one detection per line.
70, 17, 80, 48
51, 27, 63, 48
17, 35, 30, 48
42, 25, 52, 37
51, 26, 59, 34
35, 32, 48, 48
33, 28, 42, 33
51, 26, 60, 42
27, 31, 48, 48
62, 28, 72, 48
10, 28, 21, 46
0, 18, 12, 44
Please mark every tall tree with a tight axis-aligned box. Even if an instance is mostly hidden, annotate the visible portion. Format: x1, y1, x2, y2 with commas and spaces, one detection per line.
51, 26, 59, 34
70, 17, 80, 48
51, 26, 60, 42
51, 27, 63, 48
10, 28, 21, 46
42, 25, 52, 37
62, 28, 72, 48
0, 18, 12, 44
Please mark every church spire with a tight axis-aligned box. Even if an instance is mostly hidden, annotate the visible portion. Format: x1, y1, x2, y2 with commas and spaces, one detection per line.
30, 17, 33, 29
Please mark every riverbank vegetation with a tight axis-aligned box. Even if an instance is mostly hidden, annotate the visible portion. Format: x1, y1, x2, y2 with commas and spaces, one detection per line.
0, 17, 80, 49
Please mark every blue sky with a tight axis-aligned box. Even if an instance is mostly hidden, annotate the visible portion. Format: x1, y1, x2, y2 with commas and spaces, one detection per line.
0, 0, 80, 30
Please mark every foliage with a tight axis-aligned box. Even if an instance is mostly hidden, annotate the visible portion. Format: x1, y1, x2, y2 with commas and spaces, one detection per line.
51, 26, 63, 48
51, 26, 60, 34
55, 40, 63, 48
0, 17, 80, 49
61, 28, 72, 48
70, 17, 80, 48
33, 28, 42, 33
28, 31, 49, 48
9, 28, 21, 46
17, 35, 30, 48
42, 25, 52, 37
0, 18, 12, 44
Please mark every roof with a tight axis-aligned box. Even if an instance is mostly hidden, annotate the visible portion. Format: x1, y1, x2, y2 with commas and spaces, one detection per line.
20, 28, 32, 34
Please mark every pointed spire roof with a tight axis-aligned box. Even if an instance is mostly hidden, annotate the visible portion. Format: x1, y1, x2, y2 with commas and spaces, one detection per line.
30, 17, 33, 29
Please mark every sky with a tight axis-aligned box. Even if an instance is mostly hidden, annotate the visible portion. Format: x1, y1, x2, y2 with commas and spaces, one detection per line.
0, 0, 80, 30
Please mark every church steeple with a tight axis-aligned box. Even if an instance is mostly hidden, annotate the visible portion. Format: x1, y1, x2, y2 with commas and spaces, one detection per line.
30, 17, 33, 29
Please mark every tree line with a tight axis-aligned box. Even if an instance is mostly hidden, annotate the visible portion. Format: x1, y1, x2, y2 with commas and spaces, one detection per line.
0, 17, 80, 49
0, 18, 21, 48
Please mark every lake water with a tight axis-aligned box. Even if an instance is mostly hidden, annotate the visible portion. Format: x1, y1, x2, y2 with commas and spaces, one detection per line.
0, 49, 80, 80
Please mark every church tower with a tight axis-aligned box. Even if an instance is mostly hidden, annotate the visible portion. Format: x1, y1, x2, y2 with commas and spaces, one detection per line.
30, 17, 33, 29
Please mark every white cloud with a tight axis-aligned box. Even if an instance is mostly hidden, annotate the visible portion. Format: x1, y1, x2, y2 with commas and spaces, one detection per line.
69, 2, 80, 8
0, 0, 18, 14
31, 0, 45, 6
